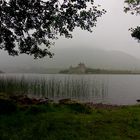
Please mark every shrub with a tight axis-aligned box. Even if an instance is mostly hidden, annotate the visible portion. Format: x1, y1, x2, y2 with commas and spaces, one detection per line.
67, 103, 92, 114
0, 99, 17, 115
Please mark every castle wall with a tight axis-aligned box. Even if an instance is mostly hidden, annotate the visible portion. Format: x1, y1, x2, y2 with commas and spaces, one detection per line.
68, 63, 86, 74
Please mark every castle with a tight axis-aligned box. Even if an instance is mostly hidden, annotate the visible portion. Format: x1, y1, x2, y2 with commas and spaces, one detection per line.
68, 63, 86, 74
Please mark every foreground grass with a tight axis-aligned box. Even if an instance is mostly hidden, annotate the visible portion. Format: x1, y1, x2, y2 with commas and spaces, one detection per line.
1, 102, 140, 140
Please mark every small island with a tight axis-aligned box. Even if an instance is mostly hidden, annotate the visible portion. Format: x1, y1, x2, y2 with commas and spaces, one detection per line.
59, 63, 135, 74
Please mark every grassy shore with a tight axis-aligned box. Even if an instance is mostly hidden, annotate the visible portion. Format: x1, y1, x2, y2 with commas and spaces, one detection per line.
1, 98, 140, 140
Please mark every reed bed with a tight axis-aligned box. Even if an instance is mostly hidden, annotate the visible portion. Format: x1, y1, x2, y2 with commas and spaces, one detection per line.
0, 75, 108, 102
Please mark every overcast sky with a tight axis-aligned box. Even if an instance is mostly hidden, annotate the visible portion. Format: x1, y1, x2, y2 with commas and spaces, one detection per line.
55, 0, 140, 56
0, 0, 140, 69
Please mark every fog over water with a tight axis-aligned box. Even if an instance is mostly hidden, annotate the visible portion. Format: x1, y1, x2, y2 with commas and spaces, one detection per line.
0, 0, 140, 72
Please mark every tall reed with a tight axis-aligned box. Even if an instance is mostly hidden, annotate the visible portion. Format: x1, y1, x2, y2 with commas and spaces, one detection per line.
0, 75, 108, 102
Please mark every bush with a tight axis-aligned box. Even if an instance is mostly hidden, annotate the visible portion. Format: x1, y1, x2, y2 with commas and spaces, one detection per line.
26, 105, 47, 115
0, 99, 17, 115
67, 103, 92, 114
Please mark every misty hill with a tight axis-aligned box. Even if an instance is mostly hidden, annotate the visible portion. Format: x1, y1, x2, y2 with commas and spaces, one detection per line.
1, 47, 140, 73
51, 47, 140, 70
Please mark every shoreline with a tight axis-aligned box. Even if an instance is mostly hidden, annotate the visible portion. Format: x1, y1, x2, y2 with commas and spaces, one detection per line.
0, 94, 136, 109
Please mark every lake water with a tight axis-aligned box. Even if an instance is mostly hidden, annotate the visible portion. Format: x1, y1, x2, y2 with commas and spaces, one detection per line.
1, 73, 140, 105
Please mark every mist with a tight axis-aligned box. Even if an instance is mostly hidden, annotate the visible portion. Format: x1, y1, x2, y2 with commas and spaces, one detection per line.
0, 0, 140, 72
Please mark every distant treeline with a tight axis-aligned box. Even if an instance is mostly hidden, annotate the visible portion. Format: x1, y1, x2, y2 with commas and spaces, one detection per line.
85, 68, 132, 74
59, 68, 136, 74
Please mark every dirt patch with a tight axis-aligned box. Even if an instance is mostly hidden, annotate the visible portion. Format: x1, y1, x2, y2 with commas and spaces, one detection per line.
85, 103, 125, 109
9, 95, 52, 105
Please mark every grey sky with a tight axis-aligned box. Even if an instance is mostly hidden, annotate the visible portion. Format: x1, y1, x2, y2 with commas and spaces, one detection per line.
0, 0, 140, 69
55, 0, 140, 57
